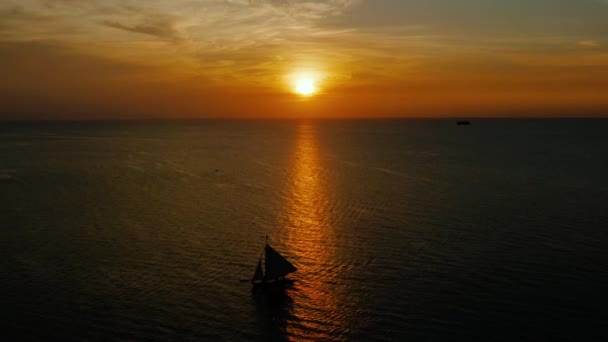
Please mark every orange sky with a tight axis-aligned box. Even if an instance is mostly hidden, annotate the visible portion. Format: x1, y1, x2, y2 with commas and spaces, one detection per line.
1, 0, 608, 119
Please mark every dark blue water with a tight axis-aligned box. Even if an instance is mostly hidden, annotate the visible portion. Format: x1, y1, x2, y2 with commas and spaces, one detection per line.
1, 119, 607, 341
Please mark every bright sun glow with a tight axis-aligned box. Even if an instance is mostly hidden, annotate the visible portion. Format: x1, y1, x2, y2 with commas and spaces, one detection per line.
295, 78, 317, 96
288, 70, 323, 97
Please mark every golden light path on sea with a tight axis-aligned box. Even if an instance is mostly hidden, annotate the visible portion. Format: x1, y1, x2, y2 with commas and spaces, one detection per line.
279, 122, 350, 340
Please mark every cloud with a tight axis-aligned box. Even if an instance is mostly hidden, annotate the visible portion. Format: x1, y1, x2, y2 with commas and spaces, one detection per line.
102, 13, 182, 41
0, 4, 60, 39
578, 40, 600, 48
247, 0, 357, 19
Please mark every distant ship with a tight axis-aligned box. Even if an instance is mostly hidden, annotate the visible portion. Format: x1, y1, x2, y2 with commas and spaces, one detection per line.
457, 120, 471, 126
246, 236, 298, 287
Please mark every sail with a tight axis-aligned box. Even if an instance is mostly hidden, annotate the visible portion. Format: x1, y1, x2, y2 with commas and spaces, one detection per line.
252, 258, 264, 282
264, 244, 298, 280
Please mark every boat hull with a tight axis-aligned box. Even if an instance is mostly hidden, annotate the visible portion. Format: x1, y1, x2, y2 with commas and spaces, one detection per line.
252, 278, 295, 290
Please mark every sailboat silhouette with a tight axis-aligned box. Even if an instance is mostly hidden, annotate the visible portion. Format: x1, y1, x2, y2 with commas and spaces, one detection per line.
249, 236, 298, 287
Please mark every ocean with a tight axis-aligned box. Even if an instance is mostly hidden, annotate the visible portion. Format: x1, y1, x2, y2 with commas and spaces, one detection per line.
1, 119, 607, 341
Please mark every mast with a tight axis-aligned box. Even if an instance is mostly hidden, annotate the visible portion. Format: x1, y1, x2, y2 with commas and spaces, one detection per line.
252, 257, 264, 283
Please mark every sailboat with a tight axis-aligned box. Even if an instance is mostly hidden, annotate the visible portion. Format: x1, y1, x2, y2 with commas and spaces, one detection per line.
250, 236, 298, 287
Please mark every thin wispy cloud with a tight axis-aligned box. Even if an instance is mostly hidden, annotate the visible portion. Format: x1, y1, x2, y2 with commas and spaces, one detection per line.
102, 12, 182, 41
578, 40, 600, 48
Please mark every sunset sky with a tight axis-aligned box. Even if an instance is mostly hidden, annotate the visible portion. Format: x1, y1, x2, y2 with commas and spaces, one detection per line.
2, 0, 608, 119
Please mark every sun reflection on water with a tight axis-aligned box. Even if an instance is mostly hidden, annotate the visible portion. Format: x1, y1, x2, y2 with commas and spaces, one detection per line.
278, 121, 349, 340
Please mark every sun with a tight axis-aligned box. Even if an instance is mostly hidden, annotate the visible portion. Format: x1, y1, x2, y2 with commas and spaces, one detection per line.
287, 70, 323, 97
295, 78, 317, 96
